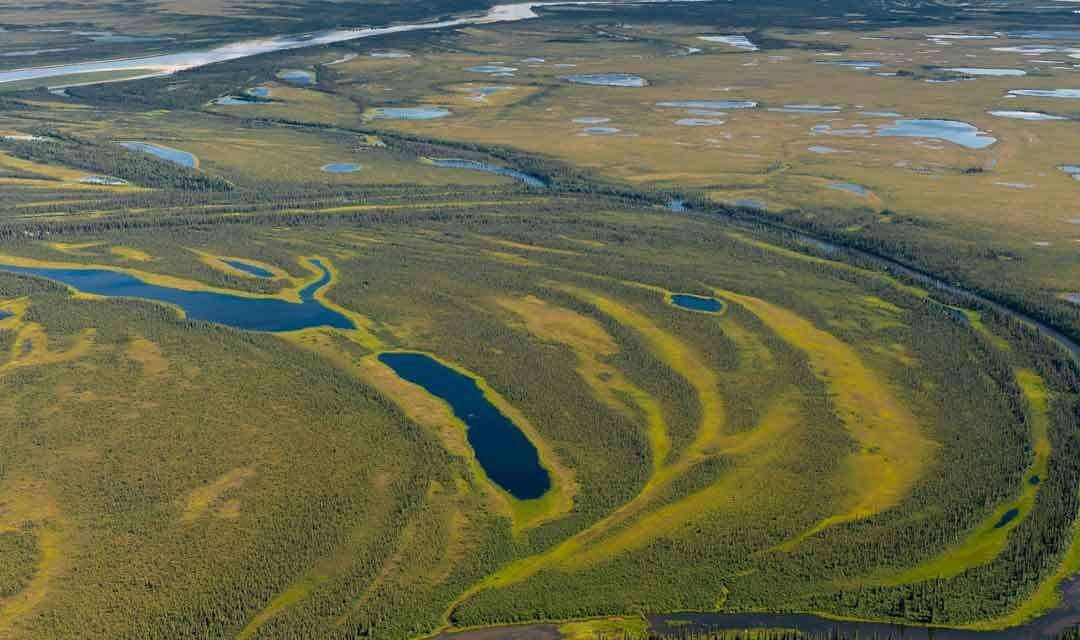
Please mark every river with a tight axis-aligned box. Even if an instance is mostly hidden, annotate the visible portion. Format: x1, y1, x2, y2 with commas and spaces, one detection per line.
0, 0, 706, 87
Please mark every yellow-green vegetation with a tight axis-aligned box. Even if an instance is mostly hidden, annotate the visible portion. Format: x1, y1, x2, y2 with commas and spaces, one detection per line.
876, 368, 1051, 585
715, 290, 937, 547
0, 2, 1079, 637
496, 295, 669, 471
559, 615, 649, 640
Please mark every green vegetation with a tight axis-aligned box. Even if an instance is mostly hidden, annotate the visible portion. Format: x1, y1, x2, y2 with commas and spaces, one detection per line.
0, 1, 1078, 638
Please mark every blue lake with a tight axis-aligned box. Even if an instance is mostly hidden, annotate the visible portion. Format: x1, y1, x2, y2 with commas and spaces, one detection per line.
322, 162, 363, 173
876, 119, 997, 149
671, 294, 724, 313
582, 126, 621, 135
0, 310, 10, 320
429, 159, 546, 187
378, 352, 550, 500
221, 259, 275, 278
119, 142, 197, 167
247, 86, 271, 98
828, 183, 868, 196
0, 259, 353, 332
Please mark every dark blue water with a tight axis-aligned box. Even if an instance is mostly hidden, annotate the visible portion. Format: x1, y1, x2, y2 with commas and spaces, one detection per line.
221, 259, 275, 278
429, 159, 546, 187
0, 259, 353, 332
995, 508, 1021, 529
0, 310, 10, 320
1030, 475, 1041, 486
378, 352, 550, 500
671, 294, 724, 313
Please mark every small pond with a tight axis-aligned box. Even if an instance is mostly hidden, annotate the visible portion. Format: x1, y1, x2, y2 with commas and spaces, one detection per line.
946, 67, 1026, 77
562, 73, 646, 87
572, 117, 611, 124
828, 183, 868, 196
671, 294, 724, 313
322, 162, 363, 173
429, 158, 545, 187
1059, 165, 1080, 181
658, 100, 757, 109
1009, 89, 1080, 99
989, 110, 1066, 121
675, 118, 725, 126
0, 258, 353, 332
378, 352, 550, 500
277, 69, 315, 85
119, 142, 197, 168
582, 126, 621, 135
371, 107, 451, 120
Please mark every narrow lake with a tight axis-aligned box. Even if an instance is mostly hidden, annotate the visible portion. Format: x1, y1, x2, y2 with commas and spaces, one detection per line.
378, 352, 551, 500
429, 158, 546, 187
0, 258, 352, 332
671, 293, 724, 312
221, 259, 275, 278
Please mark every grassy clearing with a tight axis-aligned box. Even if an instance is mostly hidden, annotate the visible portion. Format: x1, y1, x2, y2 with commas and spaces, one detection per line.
715, 290, 936, 548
